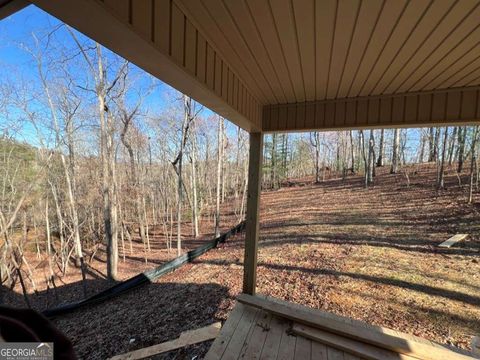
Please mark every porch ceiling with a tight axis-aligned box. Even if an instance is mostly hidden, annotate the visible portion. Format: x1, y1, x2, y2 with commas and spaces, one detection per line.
25, 0, 480, 132
178, 0, 480, 104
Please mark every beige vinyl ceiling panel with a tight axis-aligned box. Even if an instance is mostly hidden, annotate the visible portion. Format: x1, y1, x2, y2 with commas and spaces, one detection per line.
177, 0, 480, 105
25, 0, 480, 131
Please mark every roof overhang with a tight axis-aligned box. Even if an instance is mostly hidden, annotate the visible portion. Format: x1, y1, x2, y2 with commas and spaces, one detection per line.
27, 0, 480, 133
0, 0, 29, 20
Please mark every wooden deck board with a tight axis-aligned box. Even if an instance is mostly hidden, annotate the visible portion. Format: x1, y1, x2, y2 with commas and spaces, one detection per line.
204, 303, 246, 360
238, 294, 477, 360
237, 309, 263, 359
275, 319, 296, 360
206, 297, 478, 360
312, 342, 329, 360
344, 353, 364, 360
328, 347, 346, 360
259, 315, 284, 360
220, 305, 259, 360
241, 311, 273, 359
294, 335, 312, 359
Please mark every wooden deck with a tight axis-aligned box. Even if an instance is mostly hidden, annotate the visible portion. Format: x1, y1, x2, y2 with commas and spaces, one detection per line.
205, 295, 478, 360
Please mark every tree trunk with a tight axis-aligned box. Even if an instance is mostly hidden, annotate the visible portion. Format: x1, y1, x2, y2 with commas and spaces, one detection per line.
271, 134, 277, 189
391, 129, 400, 174
191, 125, 199, 238
367, 130, 375, 184
96, 45, 118, 280
437, 127, 449, 189
469, 126, 479, 203
419, 132, 426, 163
349, 131, 356, 174
448, 126, 458, 165
215, 117, 224, 237
458, 126, 466, 173
376, 129, 384, 167
359, 130, 368, 188
172, 95, 195, 255
428, 127, 435, 162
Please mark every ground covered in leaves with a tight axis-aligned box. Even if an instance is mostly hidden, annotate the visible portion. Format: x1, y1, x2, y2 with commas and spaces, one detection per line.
5, 164, 480, 359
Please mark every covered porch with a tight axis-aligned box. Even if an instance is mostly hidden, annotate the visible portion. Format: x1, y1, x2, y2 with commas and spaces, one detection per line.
3, 0, 480, 358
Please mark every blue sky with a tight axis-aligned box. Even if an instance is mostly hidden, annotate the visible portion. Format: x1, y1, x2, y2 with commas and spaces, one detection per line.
0, 5, 171, 107
0, 5, 220, 146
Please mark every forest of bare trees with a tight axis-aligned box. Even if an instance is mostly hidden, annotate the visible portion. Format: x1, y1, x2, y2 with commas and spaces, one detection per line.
1, 24, 479, 304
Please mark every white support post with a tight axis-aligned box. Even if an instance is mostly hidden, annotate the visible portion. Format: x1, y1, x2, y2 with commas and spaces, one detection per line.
242, 132, 263, 295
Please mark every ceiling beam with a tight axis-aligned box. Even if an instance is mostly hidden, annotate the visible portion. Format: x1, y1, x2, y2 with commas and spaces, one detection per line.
0, 0, 29, 20
263, 86, 480, 132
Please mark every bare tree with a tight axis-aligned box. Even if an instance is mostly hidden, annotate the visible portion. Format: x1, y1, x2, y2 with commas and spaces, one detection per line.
376, 129, 385, 167
469, 126, 479, 203
437, 127, 449, 189
310, 132, 321, 183
171, 95, 196, 255
215, 116, 224, 237
391, 129, 400, 174
457, 126, 466, 173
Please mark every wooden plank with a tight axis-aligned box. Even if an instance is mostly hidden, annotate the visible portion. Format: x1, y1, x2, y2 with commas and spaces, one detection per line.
328, 347, 346, 360
240, 311, 273, 359
277, 320, 296, 360
205, 303, 246, 360
221, 306, 259, 360
235, 309, 263, 360
311, 342, 328, 360
343, 354, 364, 360
242, 133, 263, 295
259, 315, 284, 360
109, 322, 221, 360
346, 355, 365, 360
439, 234, 469, 248
294, 335, 312, 360
293, 323, 416, 360
237, 294, 477, 360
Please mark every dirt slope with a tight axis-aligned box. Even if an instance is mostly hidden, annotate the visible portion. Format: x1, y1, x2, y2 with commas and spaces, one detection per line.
5, 164, 480, 359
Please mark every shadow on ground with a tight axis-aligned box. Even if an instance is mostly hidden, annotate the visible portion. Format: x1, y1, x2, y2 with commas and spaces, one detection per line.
1, 280, 230, 360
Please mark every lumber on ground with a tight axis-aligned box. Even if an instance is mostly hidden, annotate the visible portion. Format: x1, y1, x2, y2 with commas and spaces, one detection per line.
439, 234, 468, 248
109, 322, 221, 360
